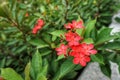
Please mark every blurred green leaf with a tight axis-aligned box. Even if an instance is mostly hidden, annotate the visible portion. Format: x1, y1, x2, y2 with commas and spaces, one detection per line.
1, 68, 23, 80
31, 50, 42, 77
53, 57, 75, 80
99, 41, 120, 50
85, 19, 96, 38
83, 38, 94, 44
50, 30, 66, 38
29, 38, 49, 48
91, 54, 104, 64
100, 64, 111, 78
76, 28, 84, 36
24, 62, 31, 80
37, 74, 47, 80
56, 54, 65, 61
95, 27, 118, 46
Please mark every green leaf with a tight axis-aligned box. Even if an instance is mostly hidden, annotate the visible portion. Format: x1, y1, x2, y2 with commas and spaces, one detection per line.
95, 27, 118, 46
29, 38, 49, 48
24, 62, 31, 80
37, 74, 47, 80
56, 54, 65, 61
50, 30, 66, 38
85, 19, 96, 38
76, 28, 84, 36
0, 57, 6, 68
100, 64, 111, 78
14, 45, 27, 54
83, 38, 94, 44
1, 68, 23, 80
31, 50, 42, 78
53, 57, 76, 80
52, 35, 57, 41
91, 54, 104, 64
17, 10, 26, 24
0, 0, 11, 18
99, 41, 120, 50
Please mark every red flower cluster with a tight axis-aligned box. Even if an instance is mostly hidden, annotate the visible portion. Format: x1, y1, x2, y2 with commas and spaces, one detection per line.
65, 31, 83, 46
32, 19, 44, 34
55, 20, 97, 67
55, 44, 68, 56
64, 20, 84, 29
70, 43, 97, 66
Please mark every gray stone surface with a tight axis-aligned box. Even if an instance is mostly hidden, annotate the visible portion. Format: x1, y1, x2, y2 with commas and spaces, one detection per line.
77, 11, 120, 80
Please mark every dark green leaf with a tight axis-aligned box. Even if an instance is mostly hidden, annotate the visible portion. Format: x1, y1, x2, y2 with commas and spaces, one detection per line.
29, 38, 49, 48
95, 27, 118, 46
31, 50, 42, 77
100, 64, 111, 78
91, 54, 104, 64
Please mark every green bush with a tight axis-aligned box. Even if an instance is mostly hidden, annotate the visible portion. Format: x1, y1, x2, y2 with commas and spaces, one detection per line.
0, 0, 120, 80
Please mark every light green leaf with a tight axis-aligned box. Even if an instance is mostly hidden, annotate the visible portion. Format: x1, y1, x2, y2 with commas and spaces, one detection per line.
76, 28, 84, 36
1, 68, 23, 80
85, 19, 96, 38
50, 30, 66, 38
83, 38, 94, 44
24, 62, 31, 80
37, 74, 47, 80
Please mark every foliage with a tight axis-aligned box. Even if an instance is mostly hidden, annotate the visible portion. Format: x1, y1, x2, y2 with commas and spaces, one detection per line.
0, 0, 120, 80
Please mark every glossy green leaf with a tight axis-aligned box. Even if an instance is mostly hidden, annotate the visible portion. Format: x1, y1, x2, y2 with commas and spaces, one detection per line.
1, 68, 23, 80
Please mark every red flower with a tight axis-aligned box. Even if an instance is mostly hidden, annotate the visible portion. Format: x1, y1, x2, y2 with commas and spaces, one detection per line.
37, 19, 44, 26
32, 19, 44, 34
72, 20, 84, 29
64, 23, 73, 29
65, 32, 82, 46
64, 20, 84, 29
55, 44, 68, 56
80, 43, 97, 55
69, 43, 97, 66
73, 53, 90, 66
70, 43, 97, 56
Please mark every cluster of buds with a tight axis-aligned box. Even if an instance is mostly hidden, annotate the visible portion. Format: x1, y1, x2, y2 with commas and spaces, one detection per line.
32, 19, 44, 34
56, 20, 97, 66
